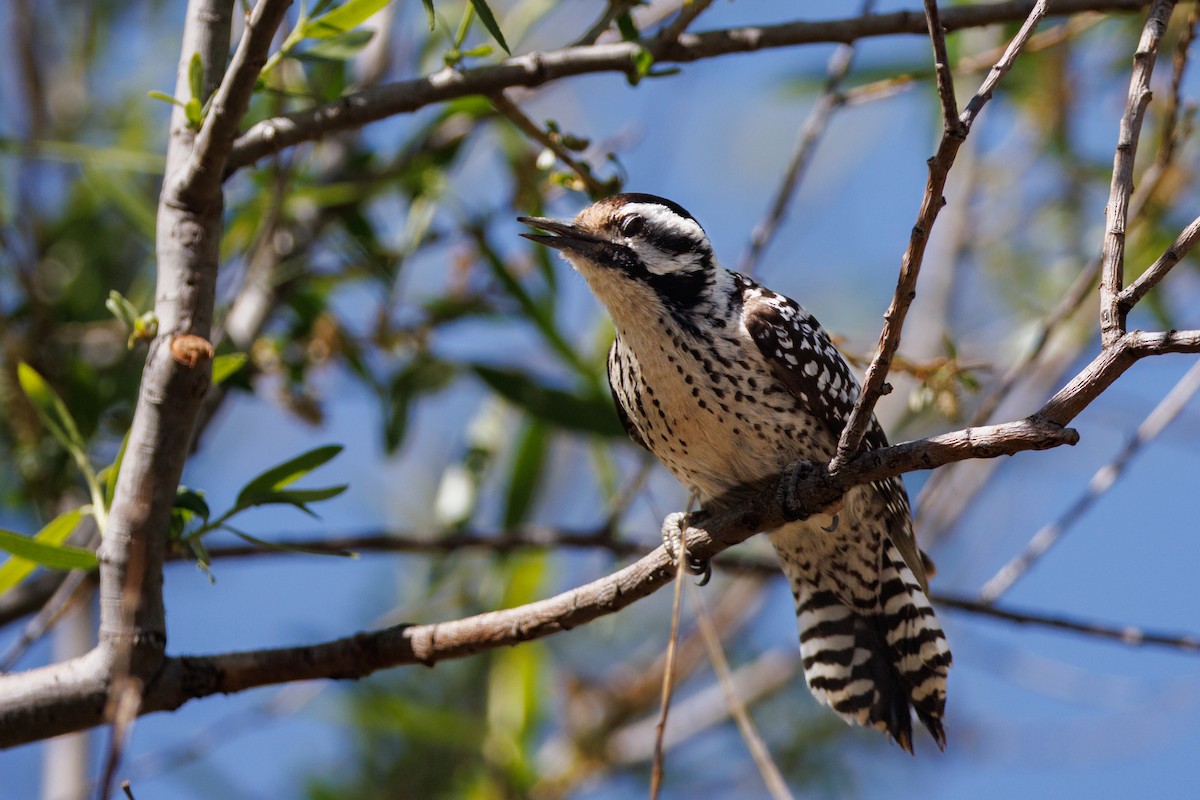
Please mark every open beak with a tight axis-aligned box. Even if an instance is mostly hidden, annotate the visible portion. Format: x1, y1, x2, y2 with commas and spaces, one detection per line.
518, 216, 609, 258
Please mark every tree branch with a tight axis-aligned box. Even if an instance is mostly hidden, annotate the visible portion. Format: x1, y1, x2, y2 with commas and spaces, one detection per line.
225, 0, 1151, 173
179, 0, 294, 205
830, 0, 1052, 472
981, 359, 1200, 601
1118, 212, 1200, 311
1101, 0, 1176, 347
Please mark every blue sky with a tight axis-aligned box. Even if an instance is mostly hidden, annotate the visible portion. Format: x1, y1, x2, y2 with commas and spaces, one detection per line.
4, 1, 1200, 797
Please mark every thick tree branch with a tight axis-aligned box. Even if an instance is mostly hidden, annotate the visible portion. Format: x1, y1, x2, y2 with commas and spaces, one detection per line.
180, 0, 294, 205
225, 0, 1150, 172
1101, 0, 1176, 346
830, 0, 1052, 471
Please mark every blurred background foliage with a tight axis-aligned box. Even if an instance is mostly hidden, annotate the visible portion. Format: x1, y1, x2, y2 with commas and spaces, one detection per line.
2, 0, 1200, 798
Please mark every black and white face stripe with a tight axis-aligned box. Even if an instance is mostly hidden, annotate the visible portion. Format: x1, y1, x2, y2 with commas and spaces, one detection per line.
610, 197, 714, 309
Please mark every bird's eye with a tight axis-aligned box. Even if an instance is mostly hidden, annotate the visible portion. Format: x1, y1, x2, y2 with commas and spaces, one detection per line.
619, 215, 645, 237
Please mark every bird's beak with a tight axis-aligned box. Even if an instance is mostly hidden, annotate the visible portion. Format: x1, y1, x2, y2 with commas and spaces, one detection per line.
518, 216, 609, 258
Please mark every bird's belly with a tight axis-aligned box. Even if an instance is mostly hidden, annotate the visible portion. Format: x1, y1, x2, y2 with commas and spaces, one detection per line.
639, 382, 836, 502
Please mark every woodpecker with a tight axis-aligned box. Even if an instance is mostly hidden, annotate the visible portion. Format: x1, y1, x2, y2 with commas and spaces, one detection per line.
519, 193, 951, 752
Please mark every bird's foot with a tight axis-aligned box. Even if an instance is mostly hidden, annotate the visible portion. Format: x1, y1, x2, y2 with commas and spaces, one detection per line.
661, 511, 712, 586
778, 460, 843, 530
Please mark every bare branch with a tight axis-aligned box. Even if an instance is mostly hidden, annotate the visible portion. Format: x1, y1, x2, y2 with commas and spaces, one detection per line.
1118, 213, 1200, 311
935, 594, 1200, 652
1101, 0, 1176, 347
1037, 328, 1200, 424
226, 0, 1153, 172
179, 0, 294, 204
691, 589, 795, 800
831, 0, 1053, 472
738, 0, 875, 276
649, 551, 688, 799
489, 91, 612, 197
923, 0, 962, 133
981, 359, 1200, 601
657, 0, 717, 48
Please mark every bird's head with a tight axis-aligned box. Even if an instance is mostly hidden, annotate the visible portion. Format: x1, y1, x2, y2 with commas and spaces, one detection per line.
519, 193, 718, 314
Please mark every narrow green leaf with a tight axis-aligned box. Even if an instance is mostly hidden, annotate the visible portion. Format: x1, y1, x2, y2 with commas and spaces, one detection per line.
296, 28, 375, 61
0, 510, 93, 593
472, 365, 626, 438
105, 291, 140, 328
17, 363, 86, 455
235, 445, 344, 508
188, 52, 204, 102
212, 353, 248, 386
147, 90, 186, 109
468, 0, 509, 54
305, 0, 390, 39
0, 527, 96, 573
102, 430, 130, 510
184, 97, 203, 129
224, 526, 358, 558
235, 485, 348, 518
421, 0, 436, 30
502, 421, 548, 528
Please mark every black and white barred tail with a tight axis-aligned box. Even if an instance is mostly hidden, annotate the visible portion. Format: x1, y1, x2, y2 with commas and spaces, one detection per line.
786, 540, 952, 752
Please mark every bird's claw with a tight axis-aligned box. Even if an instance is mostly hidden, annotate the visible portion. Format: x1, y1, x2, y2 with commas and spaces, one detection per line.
661, 511, 712, 586
779, 461, 843, 530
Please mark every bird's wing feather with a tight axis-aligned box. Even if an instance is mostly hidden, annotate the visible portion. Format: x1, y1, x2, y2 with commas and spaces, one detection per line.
739, 274, 929, 591
607, 338, 650, 452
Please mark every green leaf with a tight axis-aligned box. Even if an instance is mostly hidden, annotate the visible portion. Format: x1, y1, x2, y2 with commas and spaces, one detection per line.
305, 0, 390, 39
0, 509, 93, 593
629, 46, 654, 85
147, 90, 186, 109
18, 363, 86, 456
102, 430, 130, 510
616, 10, 639, 41
421, 0, 435, 30
468, 0, 509, 54
105, 290, 140, 328
471, 365, 626, 438
384, 357, 457, 453
188, 52, 204, 102
296, 28, 375, 61
184, 97, 203, 130
212, 353, 248, 386
175, 487, 211, 521
235, 445, 344, 508
502, 421, 548, 528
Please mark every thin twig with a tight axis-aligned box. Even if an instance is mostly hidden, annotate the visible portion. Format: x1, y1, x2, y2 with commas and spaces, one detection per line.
690, 588, 795, 800
657, 0, 717, 49
924, 0, 962, 131
196, 530, 1200, 658
738, 0, 876, 276
0, 569, 91, 672
649, 542, 689, 799
831, 0, 1053, 471
489, 91, 611, 197
1100, 0, 1177, 346
936, 593, 1200, 651
839, 14, 1105, 107
1119, 213, 1200, 310
980, 358, 1200, 601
